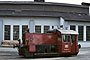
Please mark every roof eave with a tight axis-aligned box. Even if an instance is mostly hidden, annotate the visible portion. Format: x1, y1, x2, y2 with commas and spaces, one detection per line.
0, 1, 88, 9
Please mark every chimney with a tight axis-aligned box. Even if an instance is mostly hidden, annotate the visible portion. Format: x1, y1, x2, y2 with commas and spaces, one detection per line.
82, 2, 90, 6
34, 0, 45, 2
81, 2, 90, 15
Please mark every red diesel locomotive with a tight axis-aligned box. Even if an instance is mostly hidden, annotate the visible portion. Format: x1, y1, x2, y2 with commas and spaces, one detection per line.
17, 29, 81, 57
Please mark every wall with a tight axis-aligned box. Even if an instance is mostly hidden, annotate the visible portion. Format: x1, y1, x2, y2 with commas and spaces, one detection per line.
3, 17, 59, 26
0, 19, 3, 45
1, 16, 90, 47
2, 16, 59, 41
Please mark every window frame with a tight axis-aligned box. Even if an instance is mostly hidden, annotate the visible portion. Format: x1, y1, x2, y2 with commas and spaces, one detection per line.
22, 25, 28, 40
86, 26, 90, 41
62, 35, 71, 43
71, 35, 76, 43
57, 33, 61, 40
4, 25, 11, 40
44, 25, 50, 33
70, 25, 76, 31
35, 25, 41, 33
13, 25, 19, 40
78, 26, 83, 41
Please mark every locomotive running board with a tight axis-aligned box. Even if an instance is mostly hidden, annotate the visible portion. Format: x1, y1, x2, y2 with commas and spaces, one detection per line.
34, 53, 60, 56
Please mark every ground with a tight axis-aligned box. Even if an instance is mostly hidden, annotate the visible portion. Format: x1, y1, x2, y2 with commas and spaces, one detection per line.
0, 47, 90, 60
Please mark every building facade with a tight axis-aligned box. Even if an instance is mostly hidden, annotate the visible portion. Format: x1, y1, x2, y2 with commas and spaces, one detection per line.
0, 1, 90, 47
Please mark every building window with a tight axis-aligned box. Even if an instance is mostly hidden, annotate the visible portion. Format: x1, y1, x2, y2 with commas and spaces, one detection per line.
13, 25, 19, 40
4, 25, 11, 40
86, 26, 90, 41
44, 26, 50, 33
22, 25, 28, 40
70, 25, 76, 31
78, 26, 83, 41
52, 26, 54, 29
35, 25, 41, 33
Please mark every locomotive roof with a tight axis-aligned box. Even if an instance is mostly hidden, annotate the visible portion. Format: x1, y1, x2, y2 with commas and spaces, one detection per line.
57, 29, 79, 35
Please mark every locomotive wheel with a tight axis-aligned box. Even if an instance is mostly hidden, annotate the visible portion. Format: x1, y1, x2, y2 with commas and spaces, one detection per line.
24, 51, 34, 58
73, 53, 78, 56
18, 47, 25, 56
18, 48, 22, 55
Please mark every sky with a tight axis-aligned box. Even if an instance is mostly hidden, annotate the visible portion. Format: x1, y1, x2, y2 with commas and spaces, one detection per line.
0, 0, 90, 5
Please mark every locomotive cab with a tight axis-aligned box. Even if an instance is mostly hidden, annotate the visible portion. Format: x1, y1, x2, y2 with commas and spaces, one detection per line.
57, 29, 80, 55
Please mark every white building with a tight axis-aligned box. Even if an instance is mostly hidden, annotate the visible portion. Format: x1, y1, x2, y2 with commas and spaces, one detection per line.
0, 1, 90, 47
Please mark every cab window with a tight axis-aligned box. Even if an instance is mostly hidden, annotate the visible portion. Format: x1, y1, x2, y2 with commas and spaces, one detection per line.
63, 35, 71, 42
58, 33, 61, 40
72, 35, 76, 42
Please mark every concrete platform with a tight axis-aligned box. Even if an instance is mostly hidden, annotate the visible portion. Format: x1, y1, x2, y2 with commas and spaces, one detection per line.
0, 47, 90, 60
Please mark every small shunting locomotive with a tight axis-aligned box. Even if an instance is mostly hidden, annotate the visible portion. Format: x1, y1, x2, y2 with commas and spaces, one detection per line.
16, 29, 81, 57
